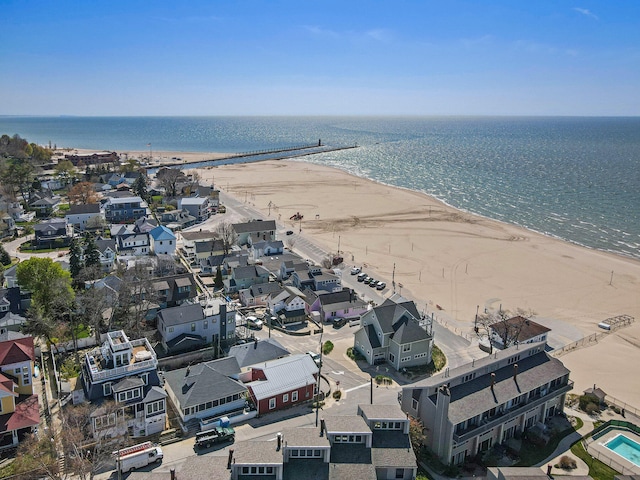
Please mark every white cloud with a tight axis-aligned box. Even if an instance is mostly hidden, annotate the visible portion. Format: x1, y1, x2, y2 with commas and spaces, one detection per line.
573, 8, 599, 20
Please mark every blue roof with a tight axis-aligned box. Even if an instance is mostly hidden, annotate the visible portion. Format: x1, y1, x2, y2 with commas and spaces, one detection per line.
150, 225, 176, 240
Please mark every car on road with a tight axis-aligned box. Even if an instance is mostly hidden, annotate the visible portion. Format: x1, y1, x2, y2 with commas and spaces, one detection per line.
350, 266, 361, 275
246, 316, 263, 329
376, 282, 386, 290
286, 230, 294, 235
357, 272, 367, 282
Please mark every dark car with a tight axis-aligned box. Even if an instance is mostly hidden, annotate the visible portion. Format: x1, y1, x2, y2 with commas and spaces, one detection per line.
286, 230, 294, 235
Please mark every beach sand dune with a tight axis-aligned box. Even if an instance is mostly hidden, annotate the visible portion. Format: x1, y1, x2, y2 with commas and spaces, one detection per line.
194, 159, 639, 406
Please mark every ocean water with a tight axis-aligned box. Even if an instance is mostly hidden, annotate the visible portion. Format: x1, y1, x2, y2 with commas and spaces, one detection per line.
1, 116, 639, 260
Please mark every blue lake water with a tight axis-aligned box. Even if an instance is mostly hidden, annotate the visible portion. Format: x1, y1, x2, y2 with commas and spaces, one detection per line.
1, 115, 639, 260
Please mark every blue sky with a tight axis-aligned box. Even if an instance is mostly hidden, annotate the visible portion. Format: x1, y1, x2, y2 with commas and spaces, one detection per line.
1, 1, 639, 116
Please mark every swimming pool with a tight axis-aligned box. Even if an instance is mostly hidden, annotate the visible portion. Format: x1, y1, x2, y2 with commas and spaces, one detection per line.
604, 434, 640, 467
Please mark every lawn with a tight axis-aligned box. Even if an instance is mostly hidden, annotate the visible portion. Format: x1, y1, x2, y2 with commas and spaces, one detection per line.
571, 441, 619, 480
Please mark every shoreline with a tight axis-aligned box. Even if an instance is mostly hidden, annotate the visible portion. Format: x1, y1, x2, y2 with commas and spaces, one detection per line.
66, 148, 640, 406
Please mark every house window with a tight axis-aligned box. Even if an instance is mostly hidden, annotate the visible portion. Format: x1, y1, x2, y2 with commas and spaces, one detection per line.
401, 356, 411, 362
103, 383, 112, 396
204, 320, 208, 329
191, 323, 196, 332
412, 398, 419, 411
169, 327, 174, 333
269, 398, 276, 409
402, 344, 411, 352
22, 368, 30, 386
283, 393, 289, 403
147, 399, 165, 416
291, 449, 299, 457
292, 391, 298, 402
396, 468, 404, 479
389, 353, 395, 362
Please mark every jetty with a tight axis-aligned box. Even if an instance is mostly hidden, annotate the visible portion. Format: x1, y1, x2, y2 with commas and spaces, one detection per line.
151, 142, 358, 170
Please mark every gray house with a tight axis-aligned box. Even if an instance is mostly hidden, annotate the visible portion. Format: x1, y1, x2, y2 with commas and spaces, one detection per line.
233, 220, 277, 246
157, 300, 236, 354
163, 357, 247, 424
353, 296, 433, 371
401, 342, 572, 466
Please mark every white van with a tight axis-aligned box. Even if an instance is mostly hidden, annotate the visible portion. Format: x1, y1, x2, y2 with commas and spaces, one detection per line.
246, 316, 263, 329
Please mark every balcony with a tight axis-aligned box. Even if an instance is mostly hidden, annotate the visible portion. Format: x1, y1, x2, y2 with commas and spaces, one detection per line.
453, 380, 573, 444
85, 337, 157, 383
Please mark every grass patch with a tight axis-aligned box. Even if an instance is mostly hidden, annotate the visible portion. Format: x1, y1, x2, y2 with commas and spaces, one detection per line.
404, 345, 447, 378
374, 375, 393, 385
346, 346, 365, 362
515, 423, 580, 466
322, 340, 334, 355
571, 441, 619, 480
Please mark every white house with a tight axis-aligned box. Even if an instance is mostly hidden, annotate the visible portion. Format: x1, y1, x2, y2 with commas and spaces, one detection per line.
65, 204, 104, 232
149, 225, 177, 256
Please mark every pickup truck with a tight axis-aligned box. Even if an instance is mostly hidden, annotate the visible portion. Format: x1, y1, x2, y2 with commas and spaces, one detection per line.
195, 426, 235, 449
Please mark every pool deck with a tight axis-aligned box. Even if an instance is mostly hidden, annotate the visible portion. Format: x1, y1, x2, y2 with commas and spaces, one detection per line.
587, 427, 640, 475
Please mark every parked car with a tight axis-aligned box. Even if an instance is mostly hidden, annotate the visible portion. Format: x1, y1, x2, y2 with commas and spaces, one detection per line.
363, 276, 373, 284
368, 280, 378, 287
357, 272, 367, 282
350, 266, 361, 275
376, 282, 386, 290
195, 427, 235, 449
286, 230, 294, 235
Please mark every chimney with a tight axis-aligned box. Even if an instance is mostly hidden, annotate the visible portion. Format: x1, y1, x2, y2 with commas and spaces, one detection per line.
227, 449, 234, 468
513, 364, 518, 379
170, 469, 176, 480
320, 418, 326, 437
490, 373, 496, 390
276, 432, 282, 451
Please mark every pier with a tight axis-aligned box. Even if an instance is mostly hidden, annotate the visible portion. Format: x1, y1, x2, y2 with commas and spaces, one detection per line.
150, 142, 359, 171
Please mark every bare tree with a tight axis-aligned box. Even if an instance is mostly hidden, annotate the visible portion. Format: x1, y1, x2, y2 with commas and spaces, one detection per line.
156, 167, 185, 198
475, 308, 536, 352
114, 263, 159, 338
215, 221, 238, 255
76, 281, 112, 344
12, 432, 62, 480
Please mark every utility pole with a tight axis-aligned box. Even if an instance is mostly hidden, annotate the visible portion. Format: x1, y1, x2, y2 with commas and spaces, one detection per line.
315, 324, 324, 427
392, 263, 396, 293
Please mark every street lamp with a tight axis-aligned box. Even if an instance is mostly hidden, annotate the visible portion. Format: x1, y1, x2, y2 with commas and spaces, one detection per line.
475, 305, 479, 333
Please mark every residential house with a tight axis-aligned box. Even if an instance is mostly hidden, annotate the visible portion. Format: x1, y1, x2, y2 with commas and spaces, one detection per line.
29, 193, 61, 217
242, 354, 318, 416
157, 300, 235, 354
228, 338, 290, 369
291, 264, 341, 293
401, 341, 572, 466
306, 287, 369, 323
178, 197, 212, 223
110, 224, 150, 256
266, 286, 307, 325
280, 259, 309, 281
490, 317, 551, 350
5, 201, 35, 222
160, 209, 197, 231
0, 336, 39, 450
199, 254, 227, 275
152, 273, 198, 309
251, 240, 284, 259
0, 214, 15, 239
65, 203, 104, 232
224, 265, 271, 294
180, 230, 223, 264
0, 288, 25, 332
233, 219, 277, 246
95, 237, 117, 271
149, 225, 177, 256
33, 219, 73, 249
103, 196, 149, 223
238, 282, 283, 307
81, 330, 167, 438
163, 357, 247, 424
353, 296, 433, 371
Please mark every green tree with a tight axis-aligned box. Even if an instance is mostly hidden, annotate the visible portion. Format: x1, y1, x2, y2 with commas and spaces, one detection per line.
16, 257, 74, 319
132, 174, 149, 201
84, 234, 101, 270
69, 237, 83, 281
214, 265, 224, 289
0, 158, 35, 203
0, 244, 11, 266
54, 159, 76, 186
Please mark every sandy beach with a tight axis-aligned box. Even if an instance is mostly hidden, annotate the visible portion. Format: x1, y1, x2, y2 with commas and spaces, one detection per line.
185, 159, 640, 407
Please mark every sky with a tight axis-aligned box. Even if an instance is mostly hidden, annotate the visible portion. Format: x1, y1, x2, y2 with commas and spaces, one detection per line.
1, 0, 639, 116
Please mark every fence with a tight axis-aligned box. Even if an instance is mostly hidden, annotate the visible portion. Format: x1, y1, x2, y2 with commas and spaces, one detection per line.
586, 442, 640, 476
550, 332, 604, 358
604, 395, 640, 417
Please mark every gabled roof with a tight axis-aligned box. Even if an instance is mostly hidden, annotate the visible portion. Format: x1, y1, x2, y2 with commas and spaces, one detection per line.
157, 304, 204, 327
228, 338, 290, 368
180, 197, 208, 206
112, 376, 144, 393
246, 354, 318, 400
391, 315, 430, 344
166, 333, 206, 353
233, 220, 276, 234
370, 298, 421, 335
163, 357, 245, 409
143, 385, 167, 403
180, 230, 217, 242
246, 282, 282, 297
0, 337, 35, 365
150, 225, 176, 241
0, 373, 17, 396
0, 394, 39, 432
233, 265, 269, 280
33, 219, 67, 232
95, 237, 116, 254
490, 316, 551, 342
